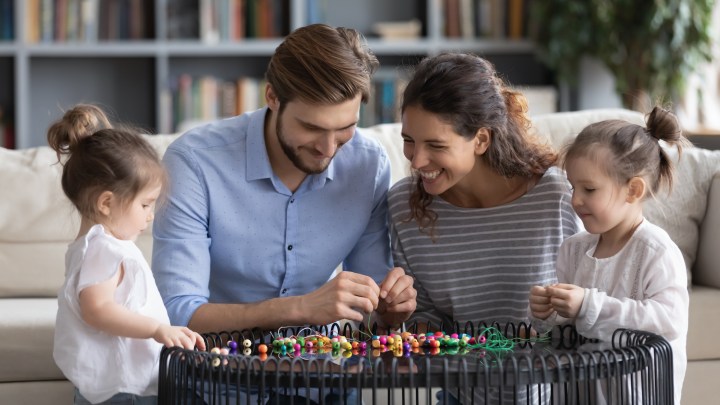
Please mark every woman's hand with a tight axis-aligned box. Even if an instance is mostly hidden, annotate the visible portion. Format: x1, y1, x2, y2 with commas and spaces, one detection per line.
376, 267, 417, 327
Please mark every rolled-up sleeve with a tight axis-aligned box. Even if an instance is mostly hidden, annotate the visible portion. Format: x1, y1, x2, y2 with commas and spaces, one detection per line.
152, 146, 212, 326
343, 149, 393, 283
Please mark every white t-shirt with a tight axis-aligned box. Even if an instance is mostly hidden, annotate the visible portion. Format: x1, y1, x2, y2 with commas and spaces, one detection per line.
550, 219, 688, 405
53, 224, 170, 404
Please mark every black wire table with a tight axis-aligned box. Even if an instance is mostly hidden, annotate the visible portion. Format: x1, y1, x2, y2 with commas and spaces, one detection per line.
158, 321, 674, 404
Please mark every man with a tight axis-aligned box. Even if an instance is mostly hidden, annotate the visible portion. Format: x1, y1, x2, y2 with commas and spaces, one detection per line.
152, 24, 416, 335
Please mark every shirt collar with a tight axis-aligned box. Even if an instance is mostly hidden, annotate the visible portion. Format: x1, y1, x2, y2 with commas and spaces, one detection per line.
246, 108, 274, 181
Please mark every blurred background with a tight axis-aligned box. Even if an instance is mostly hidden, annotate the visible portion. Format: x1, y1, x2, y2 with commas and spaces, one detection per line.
0, 0, 718, 148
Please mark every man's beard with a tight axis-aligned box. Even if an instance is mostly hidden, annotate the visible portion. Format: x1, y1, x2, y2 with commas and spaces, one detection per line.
276, 116, 332, 175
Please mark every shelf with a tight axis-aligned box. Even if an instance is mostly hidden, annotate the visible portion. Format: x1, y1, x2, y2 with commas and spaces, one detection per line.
0, 43, 16, 55
163, 40, 284, 56
1, 0, 554, 149
24, 42, 160, 56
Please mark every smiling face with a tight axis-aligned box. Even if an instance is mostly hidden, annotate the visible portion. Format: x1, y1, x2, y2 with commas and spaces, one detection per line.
565, 154, 633, 235
274, 95, 360, 174
401, 105, 482, 196
103, 183, 162, 241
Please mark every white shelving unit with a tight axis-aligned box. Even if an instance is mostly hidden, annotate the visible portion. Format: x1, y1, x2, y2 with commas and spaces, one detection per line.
1, 0, 553, 148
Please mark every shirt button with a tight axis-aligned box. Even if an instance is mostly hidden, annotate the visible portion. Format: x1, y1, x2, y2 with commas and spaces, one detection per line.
290, 199, 295, 203
287, 245, 293, 251
282, 288, 287, 294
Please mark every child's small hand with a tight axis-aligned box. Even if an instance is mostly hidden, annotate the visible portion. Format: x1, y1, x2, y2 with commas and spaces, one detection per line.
529, 285, 555, 320
153, 324, 207, 351
547, 283, 585, 319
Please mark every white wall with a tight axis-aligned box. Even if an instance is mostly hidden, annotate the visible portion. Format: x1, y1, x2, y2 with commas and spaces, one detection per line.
577, 56, 623, 110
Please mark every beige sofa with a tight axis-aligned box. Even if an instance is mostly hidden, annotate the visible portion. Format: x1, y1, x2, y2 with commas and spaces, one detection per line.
1, 108, 718, 404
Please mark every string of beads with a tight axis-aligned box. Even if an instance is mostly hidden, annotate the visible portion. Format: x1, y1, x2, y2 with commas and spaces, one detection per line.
206, 326, 544, 365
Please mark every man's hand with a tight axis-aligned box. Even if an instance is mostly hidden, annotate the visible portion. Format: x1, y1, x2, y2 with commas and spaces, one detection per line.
547, 283, 585, 319
529, 285, 554, 320
298, 271, 380, 324
376, 267, 417, 327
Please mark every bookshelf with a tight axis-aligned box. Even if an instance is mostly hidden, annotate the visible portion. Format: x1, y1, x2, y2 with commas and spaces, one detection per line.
1, 0, 554, 149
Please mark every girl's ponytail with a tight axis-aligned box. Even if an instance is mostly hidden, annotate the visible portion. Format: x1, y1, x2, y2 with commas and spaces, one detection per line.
645, 106, 691, 193
47, 104, 112, 159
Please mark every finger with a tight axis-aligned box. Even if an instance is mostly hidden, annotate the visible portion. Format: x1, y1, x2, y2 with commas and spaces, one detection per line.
385, 303, 415, 316
530, 301, 551, 311
531, 304, 552, 315
379, 267, 405, 300
337, 305, 365, 323
175, 334, 188, 349
196, 334, 207, 351
553, 283, 577, 291
381, 272, 413, 304
184, 335, 196, 350
337, 277, 380, 309
191, 333, 206, 351
529, 295, 550, 305
338, 290, 379, 315
386, 281, 416, 308
384, 293, 417, 314
340, 270, 381, 293
181, 329, 200, 350
340, 272, 381, 303
530, 285, 549, 296
550, 296, 569, 309
548, 287, 571, 300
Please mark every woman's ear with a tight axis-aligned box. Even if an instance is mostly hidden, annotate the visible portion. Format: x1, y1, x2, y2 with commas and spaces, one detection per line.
474, 128, 491, 155
626, 177, 647, 203
96, 191, 115, 217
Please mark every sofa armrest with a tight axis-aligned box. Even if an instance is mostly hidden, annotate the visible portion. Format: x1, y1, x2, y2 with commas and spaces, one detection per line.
695, 173, 720, 288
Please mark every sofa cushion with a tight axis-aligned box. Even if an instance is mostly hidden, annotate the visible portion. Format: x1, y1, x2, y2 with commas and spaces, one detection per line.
644, 147, 720, 286
359, 123, 409, 185
530, 108, 646, 150
0, 299, 65, 382
0, 135, 173, 298
0, 147, 77, 298
687, 286, 720, 360
695, 174, 720, 288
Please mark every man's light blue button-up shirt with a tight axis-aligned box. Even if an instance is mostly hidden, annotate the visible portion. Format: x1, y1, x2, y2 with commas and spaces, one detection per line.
152, 108, 392, 326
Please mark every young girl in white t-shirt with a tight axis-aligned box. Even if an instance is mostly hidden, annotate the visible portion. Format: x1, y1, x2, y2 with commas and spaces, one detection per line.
529, 106, 689, 405
49, 105, 205, 405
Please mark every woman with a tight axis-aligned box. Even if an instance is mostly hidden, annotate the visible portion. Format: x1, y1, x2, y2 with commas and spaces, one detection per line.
388, 52, 579, 404
389, 52, 579, 329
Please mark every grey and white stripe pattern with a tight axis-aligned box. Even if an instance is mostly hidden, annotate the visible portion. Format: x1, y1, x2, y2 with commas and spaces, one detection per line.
389, 166, 580, 328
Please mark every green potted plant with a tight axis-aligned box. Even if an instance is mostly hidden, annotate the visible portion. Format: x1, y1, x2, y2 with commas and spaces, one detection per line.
530, 0, 714, 110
